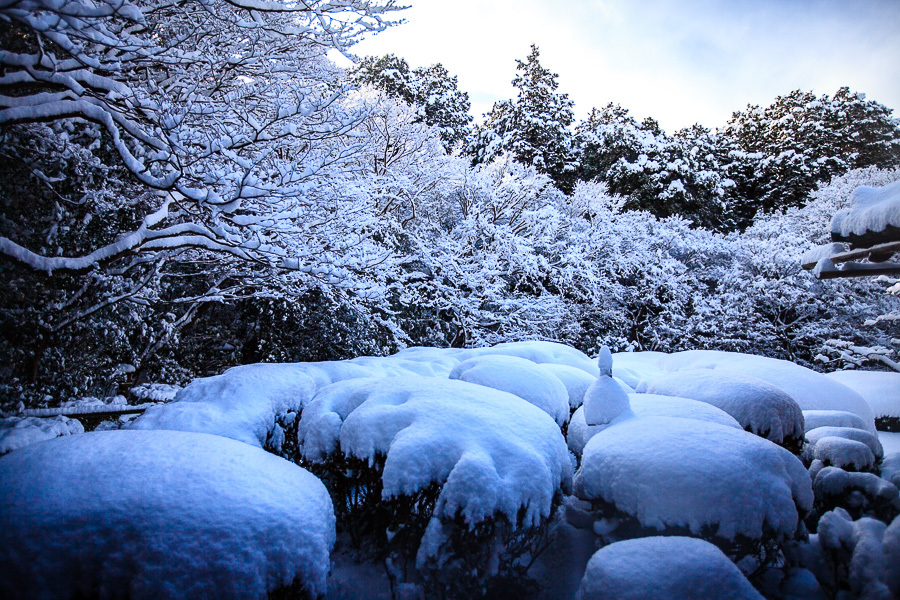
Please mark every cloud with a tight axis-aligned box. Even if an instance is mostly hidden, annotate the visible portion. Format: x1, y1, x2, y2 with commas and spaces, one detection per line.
350, 0, 900, 132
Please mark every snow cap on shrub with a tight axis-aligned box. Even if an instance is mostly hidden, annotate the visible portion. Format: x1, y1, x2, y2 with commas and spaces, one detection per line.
0, 430, 335, 599
575, 417, 813, 540
639, 369, 804, 446
459, 340, 599, 376
299, 375, 572, 527
449, 354, 570, 425
576, 536, 764, 600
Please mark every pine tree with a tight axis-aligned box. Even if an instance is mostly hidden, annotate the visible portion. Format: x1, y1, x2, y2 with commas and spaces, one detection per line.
470, 45, 577, 193
350, 54, 473, 153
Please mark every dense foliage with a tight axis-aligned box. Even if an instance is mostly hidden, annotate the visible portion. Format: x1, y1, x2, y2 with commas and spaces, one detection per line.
1, 3, 899, 411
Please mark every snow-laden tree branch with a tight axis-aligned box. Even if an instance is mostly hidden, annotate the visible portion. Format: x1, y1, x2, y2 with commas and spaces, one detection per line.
0, 0, 403, 273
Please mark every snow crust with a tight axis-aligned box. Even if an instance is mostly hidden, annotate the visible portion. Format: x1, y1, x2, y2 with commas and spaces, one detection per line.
640, 369, 804, 445
574, 416, 813, 540
826, 370, 900, 419
615, 350, 876, 432
298, 375, 572, 529
567, 395, 741, 457
0, 430, 335, 599
576, 536, 764, 600
0, 415, 83, 455
449, 355, 570, 425
831, 180, 900, 237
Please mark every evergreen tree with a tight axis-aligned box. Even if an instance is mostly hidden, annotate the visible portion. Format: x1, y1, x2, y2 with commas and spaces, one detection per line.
720, 87, 900, 227
470, 45, 577, 193
350, 54, 473, 153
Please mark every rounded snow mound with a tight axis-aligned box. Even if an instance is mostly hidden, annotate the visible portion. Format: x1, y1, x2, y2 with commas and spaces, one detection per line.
0, 415, 83, 455
567, 395, 741, 457
450, 355, 570, 425
615, 350, 876, 432
541, 363, 597, 410
826, 370, 900, 419
0, 430, 335, 600
808, 436, 876, 471
805, 426, 883, 460
576, 536, 764, 600
803, 410, 869, 433
639, 369, 804, 446
459, 340, 599, 377
299, 375, 572, 527
574, 417, 813, 541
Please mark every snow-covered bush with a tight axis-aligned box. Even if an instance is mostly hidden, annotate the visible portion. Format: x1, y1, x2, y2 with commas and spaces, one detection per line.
297, 375, 572, 597
639, 369, 805, 451
0, 430, 335, 599
809, 468, 900, 529
0, 415, 83, 455
795, 508, 900, 600
449, 355, 570, 426
575, 536, 764, 600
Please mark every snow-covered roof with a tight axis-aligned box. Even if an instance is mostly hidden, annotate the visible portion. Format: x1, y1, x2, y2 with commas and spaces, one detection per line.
831, 180, 900, 240
0, 430, 335, 599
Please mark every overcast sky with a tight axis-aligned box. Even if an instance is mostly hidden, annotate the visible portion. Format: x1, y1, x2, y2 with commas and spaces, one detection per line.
345, 0, 900, 133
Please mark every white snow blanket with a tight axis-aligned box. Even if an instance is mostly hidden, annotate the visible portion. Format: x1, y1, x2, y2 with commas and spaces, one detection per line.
0, 430, 335, 599
539, 363, 597, 410
450, 355, 570, 425
574, 417, 813, 540
0, 415, 83, 455
803, 410, 869, 433
826, 370, 900, 420
614, 350, 876, 432
639, 369, 804, 445
576, 536, 764, 600
830, 180, 900, 238
129, 341, 594, 448
299, 375, 572, 529
567, 395, 741, 457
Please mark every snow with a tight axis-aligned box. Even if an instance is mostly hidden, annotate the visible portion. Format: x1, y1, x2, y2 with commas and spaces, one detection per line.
812, 467, 899, 513
803, 410, 869, 433
831, 180, 900, 237
805, 426, 883, 460
298, 375, 572, 531
459, 340, 599, 377
639, 369, 804, 445
583, 352, 633, 428
809, 437, 876, 471
826, 370, 900, 419
130, 363, 319, 447
0, 430, 335, 599
130, 382, 181, 402
449, 354, 570, 425
881, 432, 900, 456
615, 350, 876, 432
575, 536, 764, 600
0, 415, 83, 455
574, 416, 813, 540
567, 395, 741, 457
541, 363, 596, 410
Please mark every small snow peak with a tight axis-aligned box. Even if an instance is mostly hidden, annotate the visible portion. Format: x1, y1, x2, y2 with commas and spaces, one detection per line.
597, 347, 613, 377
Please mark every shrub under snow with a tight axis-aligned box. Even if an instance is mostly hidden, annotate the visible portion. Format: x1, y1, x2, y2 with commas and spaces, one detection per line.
0, 415, 83, 455
639, 369, 804, 449
575, 536, 764, 600
0, 430, 335, 599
